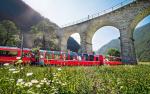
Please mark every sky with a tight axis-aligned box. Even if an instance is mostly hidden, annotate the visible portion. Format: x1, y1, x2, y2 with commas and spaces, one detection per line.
23, 0, 150, 51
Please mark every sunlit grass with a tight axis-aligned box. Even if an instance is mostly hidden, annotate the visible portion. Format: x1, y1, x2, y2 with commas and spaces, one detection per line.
0, 64, 150, 93
138, 62, 150, 65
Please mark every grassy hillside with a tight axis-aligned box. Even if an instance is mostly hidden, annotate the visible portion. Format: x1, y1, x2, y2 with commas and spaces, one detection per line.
97, 23, 150, 61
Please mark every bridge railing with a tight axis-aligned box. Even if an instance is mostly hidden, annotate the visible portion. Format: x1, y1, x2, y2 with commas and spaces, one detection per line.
61, 0, 136, 28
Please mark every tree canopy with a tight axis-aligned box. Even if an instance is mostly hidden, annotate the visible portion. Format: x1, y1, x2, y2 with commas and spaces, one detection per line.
0, 20, 20, 46
30, 19, 59, 50
107, 48, 120, 57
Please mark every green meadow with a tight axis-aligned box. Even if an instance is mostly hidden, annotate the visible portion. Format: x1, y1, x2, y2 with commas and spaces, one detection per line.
0, 63, 150, 94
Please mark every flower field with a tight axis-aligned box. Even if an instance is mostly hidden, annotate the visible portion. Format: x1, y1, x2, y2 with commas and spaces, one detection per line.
0, 63, 150, 94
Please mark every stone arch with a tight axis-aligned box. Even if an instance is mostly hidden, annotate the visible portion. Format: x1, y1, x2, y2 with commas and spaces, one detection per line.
80, 18, 118, 53
124, 7, 150, 63
60, 31, 81, 51
130, 7, 150, 37
92, 26, 120, 52
133, 15, 150, 62
88, 19, 119, 37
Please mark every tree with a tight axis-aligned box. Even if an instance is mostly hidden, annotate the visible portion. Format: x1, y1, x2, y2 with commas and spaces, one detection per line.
30, 19, 59, 50
0, 20, 20, 46
107, 48, 120, 57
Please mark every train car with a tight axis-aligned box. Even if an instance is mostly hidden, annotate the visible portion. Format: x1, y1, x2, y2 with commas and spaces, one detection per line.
42, 51, 103, 66
0, 46, 122, 66
103, 55, 122, 65
0, 46, 34, 64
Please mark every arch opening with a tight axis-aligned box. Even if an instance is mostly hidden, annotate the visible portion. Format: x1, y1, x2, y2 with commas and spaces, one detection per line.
133, 15, 150, 62
67, 33, 81, 52
92, 26, 120, 55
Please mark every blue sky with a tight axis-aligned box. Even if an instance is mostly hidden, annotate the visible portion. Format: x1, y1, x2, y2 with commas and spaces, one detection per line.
23, 0, 150, 51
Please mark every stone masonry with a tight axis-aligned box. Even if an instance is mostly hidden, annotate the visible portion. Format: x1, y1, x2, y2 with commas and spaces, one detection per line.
58, 0, 150, 64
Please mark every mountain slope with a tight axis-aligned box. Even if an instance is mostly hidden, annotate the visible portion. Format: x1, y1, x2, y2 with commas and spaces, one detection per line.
97, 39, 120, 55
0, 0, 61, 48
97, 23, 150, 61
0, 0, 44, 31
67, 37, 80, 52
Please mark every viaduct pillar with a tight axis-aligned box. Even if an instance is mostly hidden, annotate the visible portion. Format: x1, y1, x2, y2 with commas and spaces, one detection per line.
80, 32, 92, 53
119, 27, 137, 64
60, 36, 68, 51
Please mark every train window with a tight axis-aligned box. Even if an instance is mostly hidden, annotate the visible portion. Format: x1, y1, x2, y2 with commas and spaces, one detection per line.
45, 52, 53, 59
77, 53, 82, 61
63, 53, 68, 60
53, 51, 60, 60
70, 52, 77, 60
96, 57, 99, 61
23, 52, 31, 57
0, 50, 18, 56
40, 52, 45, 58
54, 54, 60, 60
89, 55, 94, 61
83, 54, 89, 61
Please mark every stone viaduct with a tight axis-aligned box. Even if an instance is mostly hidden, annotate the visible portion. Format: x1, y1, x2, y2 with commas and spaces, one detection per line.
58, 0, 150, 64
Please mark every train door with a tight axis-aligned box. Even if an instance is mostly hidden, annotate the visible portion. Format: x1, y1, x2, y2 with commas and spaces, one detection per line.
39, 50, 46, 65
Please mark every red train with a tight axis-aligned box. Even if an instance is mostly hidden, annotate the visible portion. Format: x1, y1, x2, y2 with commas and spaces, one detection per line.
0, 46, 122, 66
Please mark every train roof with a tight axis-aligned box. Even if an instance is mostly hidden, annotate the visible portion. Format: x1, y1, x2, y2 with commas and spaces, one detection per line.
0, 46, 31, 51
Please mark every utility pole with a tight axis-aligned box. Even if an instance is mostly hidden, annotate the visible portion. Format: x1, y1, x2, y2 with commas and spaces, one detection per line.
21, 32, 24, 59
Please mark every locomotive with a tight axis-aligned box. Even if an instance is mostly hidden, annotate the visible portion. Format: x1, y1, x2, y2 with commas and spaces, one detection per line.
0, 46, 122, 66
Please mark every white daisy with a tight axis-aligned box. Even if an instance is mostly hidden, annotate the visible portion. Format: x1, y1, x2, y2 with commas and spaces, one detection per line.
4, 63, 9, 66
26, 72, 33, 76
31, 79, 39, 84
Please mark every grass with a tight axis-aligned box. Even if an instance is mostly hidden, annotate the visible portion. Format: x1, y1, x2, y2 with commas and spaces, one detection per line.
0, 63, 150, 94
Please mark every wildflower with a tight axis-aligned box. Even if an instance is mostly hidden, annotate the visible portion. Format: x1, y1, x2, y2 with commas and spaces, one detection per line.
41, 80, 47, 83
26, 72, 33, 76
17, 79, 23, 83
24, 82, 33, 87
62, 83, 67, 86
4, 63, 9, 66
16, 82, 25, 86
27, 90, 36, 94
43, 78, 47, 80
9, 68, 16, 71
36, 84, 41, 88
16, 57, 21, 59
10, 79, 14, 81
13, 70, 20, 73
31, 79, 39, 84
46, 82, 50, 85
120, 86, 124, 89
21, 67, 24, 70
57, 68, 61, 71
15, 59, 23, 64
39, 82, 44, 85
16, 79, 25, 87
41, 78, 47, 83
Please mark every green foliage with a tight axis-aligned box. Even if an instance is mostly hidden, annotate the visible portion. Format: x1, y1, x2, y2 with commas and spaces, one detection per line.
0, 20, 20, 46
30, 19, 59, 50
1, 65, 150, 93
107, 48, 120, 57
